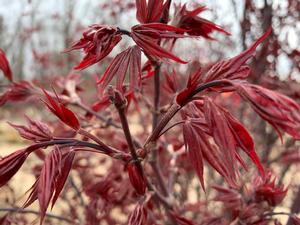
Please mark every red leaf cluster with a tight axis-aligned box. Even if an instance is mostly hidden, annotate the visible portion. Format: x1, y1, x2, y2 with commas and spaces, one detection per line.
66, 25, 122, 70
176, 69, 202, 105
203, 28, 271, 82
182, 98, 264, 188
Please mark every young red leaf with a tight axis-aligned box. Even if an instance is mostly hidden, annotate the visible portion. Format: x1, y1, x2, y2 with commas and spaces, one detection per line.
0, 149, 29, 187
182, 113, 237, 188
183, 120, 205, 190
176, 69, 202, 105
204, 99, 237, 180
135, 0, 171, 24
0, 81, 35, 106
51, 151, 75, 209
233, 81, 300, 140
253, 171, 287, 206
65, 25, 122, 70
203, 28, 271, 82
97, 45, 142, 93
0, 49, 13, 82
173, 3, 230, 39
128, 201, 148, 225
38, 147, 62, 224
127, 162, 146, 195
43, 89, 80, 130
8, 116, 52, 143
23, 179, 39, 208
182, 98, 264, 188
221, 108, 264, 176
131, 23, 188, 63
23, 150, 75, 215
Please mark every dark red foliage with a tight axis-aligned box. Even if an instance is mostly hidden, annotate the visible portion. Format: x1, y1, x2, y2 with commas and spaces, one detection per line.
0, 49, 13, 82
182, 98, 264, 188
65, 25, 122, 70
24, 148, 75, 225
176, 69, 202, 105
203, 28, 271, 82
1, 1, 299, 225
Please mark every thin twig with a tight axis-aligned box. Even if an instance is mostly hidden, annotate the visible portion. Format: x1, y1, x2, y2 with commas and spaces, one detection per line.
0, 207, 74, 224
75, 101, 121, 129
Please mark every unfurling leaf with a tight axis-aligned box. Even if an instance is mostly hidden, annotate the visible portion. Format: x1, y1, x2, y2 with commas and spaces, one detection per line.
8, 116, 52, 143
203, 28, 271, 82
233, 81, 300, 140
65, 25, 122, 70
131, 23, 188, 63
182, 98, 264, 188
253, 171, 287, 206
127, 162, 146, 195
30, 148, 75, 224
0, 81, 35, 107
183, 120, 205, 189
173, 3, 230, 40
97, 45, 142, 94
0, 150, 29, 187
43, 89, 80, 130
135, 0, 171, 24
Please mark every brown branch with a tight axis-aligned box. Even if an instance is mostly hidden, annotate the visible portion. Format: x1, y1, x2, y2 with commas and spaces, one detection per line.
0, 207, 74, 224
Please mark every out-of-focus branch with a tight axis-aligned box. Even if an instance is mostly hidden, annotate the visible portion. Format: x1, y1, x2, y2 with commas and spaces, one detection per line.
0, 207, 74, 224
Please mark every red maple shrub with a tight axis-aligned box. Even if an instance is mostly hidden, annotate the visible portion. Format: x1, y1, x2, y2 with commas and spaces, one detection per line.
0, 1, 299, 225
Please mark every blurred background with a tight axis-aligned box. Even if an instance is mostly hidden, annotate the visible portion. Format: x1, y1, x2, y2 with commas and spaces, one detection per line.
0, 0, 299, 224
